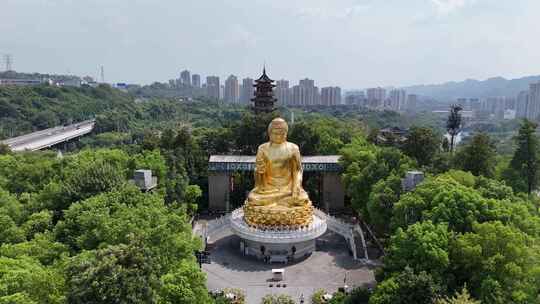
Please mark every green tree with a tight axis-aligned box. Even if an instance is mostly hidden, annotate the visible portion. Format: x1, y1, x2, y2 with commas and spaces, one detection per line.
369, 267, 442, 304
383, 221, 450, 281
446, 105, 462, 152
94, 110, 132, 133
430, 152, 453, 174
0, 293, 37, 304
402, 126, 440, 167
0, 256, 65, 304
261, 294, 296, 304
131, 149, 167, 183
21, 211, 53, 239
231, 111, 278, 154
505, 119, 540, 194
391, 174, 510, 233
288, 121, 321, 155
55, 185, 198, 272
0, 144, 10, 155
450, 221, 540, 304
32, 110, 59, 130
455, 133, 496, 177
159, 260, 211, 304
215, 288, 245, 304
311, 289, 327, 304
341, 136, 414, 217
328, 292, 347, 304
195, 127, 233, 155
0, 152, 61, 194
0, 232, 68, 266
0, 214, 25, 244
367, 174, 402, 234
442, 137, 450, 153
66, 243, 158, 304
141, 130, 161, 151
81, 132, 132, 148
436, 287, 480, 304
0, 189, 23, 224
343, 287, 371, 304
62, 159, 125, 206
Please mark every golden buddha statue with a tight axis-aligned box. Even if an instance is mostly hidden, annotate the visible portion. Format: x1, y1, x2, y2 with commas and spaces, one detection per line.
243, 118, 313, 228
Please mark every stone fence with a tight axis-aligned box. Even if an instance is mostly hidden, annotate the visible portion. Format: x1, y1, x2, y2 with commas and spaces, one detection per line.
201, 207, 365, 260
314, 208, 358, 260
229, 208, 327, 244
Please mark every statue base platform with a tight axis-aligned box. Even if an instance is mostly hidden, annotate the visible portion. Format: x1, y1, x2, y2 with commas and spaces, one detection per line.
230, 208, 327, 263
243, 203, 313, 228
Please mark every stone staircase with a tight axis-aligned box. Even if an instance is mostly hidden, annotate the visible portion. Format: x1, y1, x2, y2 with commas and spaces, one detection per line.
196, 208, 375, 263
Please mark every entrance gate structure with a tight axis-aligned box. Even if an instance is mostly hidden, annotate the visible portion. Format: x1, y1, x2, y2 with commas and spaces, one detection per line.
208, 155, 345, 212
203, 155, 373, 261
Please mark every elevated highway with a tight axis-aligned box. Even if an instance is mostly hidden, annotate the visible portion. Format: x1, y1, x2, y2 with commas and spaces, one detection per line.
1, 120, 95, 152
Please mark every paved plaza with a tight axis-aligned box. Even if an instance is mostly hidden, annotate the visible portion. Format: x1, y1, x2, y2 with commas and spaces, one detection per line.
203, 229, 376, 304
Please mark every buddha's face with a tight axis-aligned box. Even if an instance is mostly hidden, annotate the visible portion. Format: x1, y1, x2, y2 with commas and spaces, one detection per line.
269, 126, 287, 144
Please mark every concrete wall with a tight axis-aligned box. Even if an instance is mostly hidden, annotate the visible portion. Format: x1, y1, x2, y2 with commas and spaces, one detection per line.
322, 173, 345, 210
241, 239, 315, 260
208, 172, 345, 212
209, 173, 230, 211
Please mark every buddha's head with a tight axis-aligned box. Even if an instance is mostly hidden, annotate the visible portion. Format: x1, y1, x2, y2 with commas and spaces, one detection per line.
268, 118, 288, 144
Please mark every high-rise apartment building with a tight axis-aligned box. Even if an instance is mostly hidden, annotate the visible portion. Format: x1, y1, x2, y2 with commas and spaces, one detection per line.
406, 94, 418, 112
292, 78, 318, 106
366, 87, 386, 108
345, 91, 366, 106
528, 82, 540, 121
494, 97, 507, 120
516, 90, 529, 119
240, 78, 254, 104
469, 98, 481, 116
457, 98, 468, 110
275, 80, 291, 105
505, 97, 516, 110
483, 97, 506, 119
206, 76, 220, 100
192, 74, 201, 88
291, 85, 302, 106
389, 89, 406, 111
220, 85, 224, 101
180, 70, 191, 86
321, 87, 342, 106
224, 75, 240, 103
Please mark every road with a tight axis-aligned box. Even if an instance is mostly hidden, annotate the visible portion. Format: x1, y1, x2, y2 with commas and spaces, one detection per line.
1, 120, 95, 152
204, 229, 376, 304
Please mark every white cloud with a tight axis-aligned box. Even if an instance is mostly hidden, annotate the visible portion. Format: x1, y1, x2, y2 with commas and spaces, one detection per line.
210, 24, 257, 49
294, 3, 369, 20
431, 0, 476, 15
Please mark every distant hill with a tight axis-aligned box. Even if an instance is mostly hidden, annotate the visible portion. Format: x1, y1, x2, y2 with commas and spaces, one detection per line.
404, 75, 540, 101
0, 84, 135, 139
0, 70, 82, 82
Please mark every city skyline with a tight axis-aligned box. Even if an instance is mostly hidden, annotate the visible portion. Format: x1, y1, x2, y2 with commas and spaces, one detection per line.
2, 1, 540, 89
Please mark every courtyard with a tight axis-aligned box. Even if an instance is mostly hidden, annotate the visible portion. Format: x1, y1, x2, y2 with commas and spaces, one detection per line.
203, 229, 376, 304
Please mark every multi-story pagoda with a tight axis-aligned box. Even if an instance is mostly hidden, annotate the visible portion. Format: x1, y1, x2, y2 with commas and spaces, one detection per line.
251, 67, 277, 113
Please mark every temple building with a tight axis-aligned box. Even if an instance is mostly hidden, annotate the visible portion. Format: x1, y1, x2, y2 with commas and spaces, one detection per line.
251, 67, 277, 113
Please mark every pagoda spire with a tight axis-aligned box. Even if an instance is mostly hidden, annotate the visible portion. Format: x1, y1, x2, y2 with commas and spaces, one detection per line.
251, 67, 276, 114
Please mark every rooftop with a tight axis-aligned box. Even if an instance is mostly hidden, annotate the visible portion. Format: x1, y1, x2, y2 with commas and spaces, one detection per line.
209, 155, 341, 164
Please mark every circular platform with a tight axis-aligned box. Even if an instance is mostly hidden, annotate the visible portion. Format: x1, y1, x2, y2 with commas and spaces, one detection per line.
243, 203, 314, 228
230, 208, 327, 244
230, 208, 327, 262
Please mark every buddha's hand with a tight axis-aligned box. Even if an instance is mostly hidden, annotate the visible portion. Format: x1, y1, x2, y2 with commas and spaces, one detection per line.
256, 157, 266, 174
292, 187, 299, 200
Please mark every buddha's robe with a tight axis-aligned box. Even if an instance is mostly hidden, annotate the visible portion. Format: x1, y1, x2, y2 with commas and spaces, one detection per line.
246, 141, 310, 208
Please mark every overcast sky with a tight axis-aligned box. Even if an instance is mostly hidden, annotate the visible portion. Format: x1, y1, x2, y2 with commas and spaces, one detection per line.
2, 0, 540, 89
